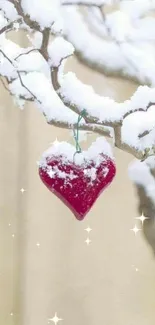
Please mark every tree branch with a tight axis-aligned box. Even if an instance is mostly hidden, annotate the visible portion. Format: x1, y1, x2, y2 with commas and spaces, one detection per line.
39, 28, 51, 60
62, 5, 154, 85
0, 49, 40, 102
48, 118, 111, 137
0, 3, 154, 162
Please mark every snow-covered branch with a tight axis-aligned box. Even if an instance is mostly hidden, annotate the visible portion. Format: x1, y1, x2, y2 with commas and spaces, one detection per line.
61, 0, 106, 6
61, 1, 155, 85
0, 0, 155, 163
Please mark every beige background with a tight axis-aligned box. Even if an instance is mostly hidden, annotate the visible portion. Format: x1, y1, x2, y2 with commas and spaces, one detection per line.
1, 45, 155, 325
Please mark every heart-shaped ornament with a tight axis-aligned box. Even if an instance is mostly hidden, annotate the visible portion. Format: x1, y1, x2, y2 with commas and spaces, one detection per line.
39, 137, 116, 220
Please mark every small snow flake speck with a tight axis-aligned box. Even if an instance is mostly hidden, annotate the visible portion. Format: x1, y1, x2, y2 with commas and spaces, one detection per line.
48, 312, 63, 325
20, 188, 26, 194
85, 238, 91, 245
130, 225, 141, 235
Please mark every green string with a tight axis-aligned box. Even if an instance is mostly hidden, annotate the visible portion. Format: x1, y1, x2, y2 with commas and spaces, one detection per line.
73, 109, 87, 153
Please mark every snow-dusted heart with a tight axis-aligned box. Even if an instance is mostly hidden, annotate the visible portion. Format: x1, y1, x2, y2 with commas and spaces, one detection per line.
38, 138, 116, 220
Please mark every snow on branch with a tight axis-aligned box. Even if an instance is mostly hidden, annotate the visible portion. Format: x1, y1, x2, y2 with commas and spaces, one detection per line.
21, 0, 63, 30
0, 18, 21, 35
58, 71, 155, 157
48, 36, 74, 67
120, 0, 155, 19
0, 0, 155, 162
61, 2, 155, 85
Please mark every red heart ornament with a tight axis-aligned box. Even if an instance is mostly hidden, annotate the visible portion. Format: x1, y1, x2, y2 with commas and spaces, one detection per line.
39, 139, 116, 220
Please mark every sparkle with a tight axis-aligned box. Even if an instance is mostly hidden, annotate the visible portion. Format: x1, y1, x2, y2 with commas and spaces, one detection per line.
130, 224, 141, 235
12, 234, 15, 238
136, 213, 149, 225
36, 242, 40, 247
20, 188, 26, 194
48, 312, 63, 325
85, 238, 91, 245
85, 226, 92, 233
8, 223, 11, 227
10, 313, 13, 316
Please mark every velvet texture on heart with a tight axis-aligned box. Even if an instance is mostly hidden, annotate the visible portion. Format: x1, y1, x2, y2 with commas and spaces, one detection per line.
39, 140, 116, 220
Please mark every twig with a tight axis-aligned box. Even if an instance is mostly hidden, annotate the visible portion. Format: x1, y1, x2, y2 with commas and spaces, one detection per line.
9, 0, 41, 31
17, 70, 41, 102
62, 1, 104, 6
0, 49, 41, 102
15, 48, 38, 61
0, 18, 21, 35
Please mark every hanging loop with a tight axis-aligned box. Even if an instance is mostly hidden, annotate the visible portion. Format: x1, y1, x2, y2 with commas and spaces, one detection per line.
73, 109, 87, 162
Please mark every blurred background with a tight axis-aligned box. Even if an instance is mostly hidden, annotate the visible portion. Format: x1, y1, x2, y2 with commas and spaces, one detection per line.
1, 29, 155, 325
